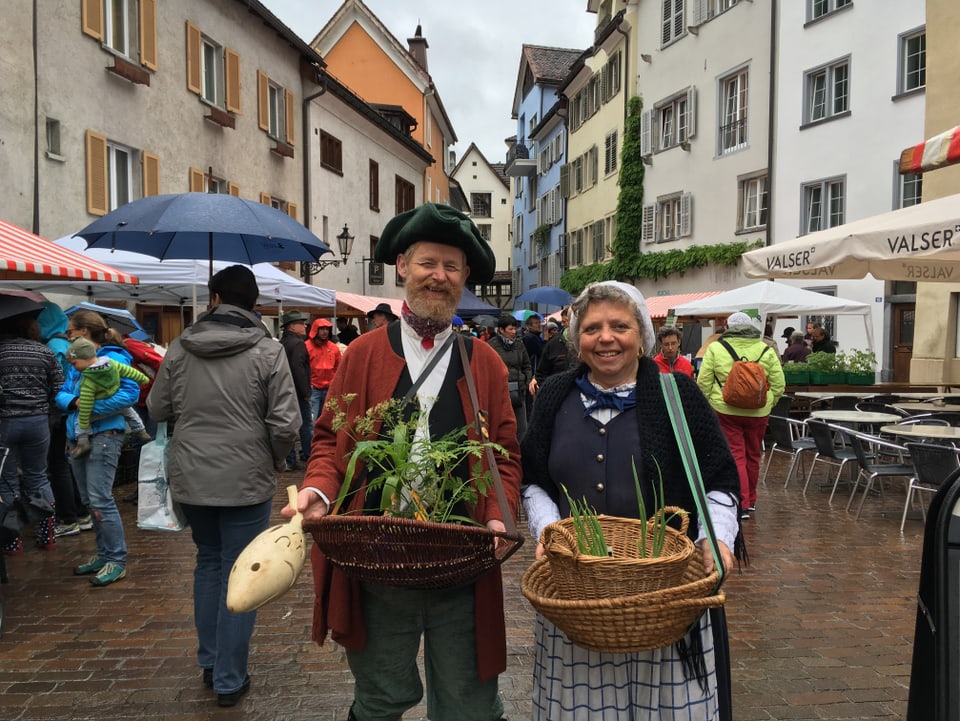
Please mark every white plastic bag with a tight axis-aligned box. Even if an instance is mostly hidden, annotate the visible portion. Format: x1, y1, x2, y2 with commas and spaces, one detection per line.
136, 422, 185, 531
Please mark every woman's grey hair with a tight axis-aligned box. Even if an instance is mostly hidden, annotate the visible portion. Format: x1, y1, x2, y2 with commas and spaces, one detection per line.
568, 281, 655, 354
789, 331, 805, 344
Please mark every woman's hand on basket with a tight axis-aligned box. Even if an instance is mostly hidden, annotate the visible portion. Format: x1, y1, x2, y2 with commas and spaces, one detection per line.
534, 542, 545, 561
486, 519, 512, 559
280, 488, 329, 524
699, 539, 734, 576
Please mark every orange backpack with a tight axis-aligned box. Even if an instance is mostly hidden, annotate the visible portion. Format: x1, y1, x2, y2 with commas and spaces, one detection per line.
717, 339, 771, 409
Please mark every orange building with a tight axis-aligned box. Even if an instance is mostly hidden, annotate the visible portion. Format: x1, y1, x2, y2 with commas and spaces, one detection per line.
312, 0, 456, 206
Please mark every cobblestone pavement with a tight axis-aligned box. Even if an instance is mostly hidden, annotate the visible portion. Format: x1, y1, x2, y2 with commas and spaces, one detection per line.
0, 453, 925, 720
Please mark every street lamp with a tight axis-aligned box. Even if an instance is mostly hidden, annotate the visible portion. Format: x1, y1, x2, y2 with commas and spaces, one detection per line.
300, 223, 355, 277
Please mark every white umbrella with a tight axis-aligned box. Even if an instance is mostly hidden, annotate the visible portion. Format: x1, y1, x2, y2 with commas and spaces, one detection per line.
741, 193, 960, 282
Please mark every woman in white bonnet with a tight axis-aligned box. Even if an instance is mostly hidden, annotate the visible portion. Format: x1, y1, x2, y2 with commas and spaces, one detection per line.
521, 281, 743, 721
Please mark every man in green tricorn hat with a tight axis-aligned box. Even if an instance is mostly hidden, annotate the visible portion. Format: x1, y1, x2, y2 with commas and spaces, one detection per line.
284, 203, 522, 721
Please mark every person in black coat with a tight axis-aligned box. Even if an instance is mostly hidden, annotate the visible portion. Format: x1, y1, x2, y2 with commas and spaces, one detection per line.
278, 311, 312, 469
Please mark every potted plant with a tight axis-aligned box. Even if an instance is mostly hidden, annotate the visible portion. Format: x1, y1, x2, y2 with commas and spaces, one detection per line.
805, 351, 847, 385
845, 349, 878, 385
781, 361, 810, 386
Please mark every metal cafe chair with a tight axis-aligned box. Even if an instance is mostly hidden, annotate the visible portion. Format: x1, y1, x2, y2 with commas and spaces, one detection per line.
901, 442, 960, 533
760, 415, 816, 489
803, 419, 859, 502
844, 431, 913, 520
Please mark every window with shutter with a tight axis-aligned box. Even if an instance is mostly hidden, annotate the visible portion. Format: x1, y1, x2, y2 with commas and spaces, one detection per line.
142, 151, 159, 197
641, 204, 655, 243
185, 22, 201, 95
680, 193, 693, 237
369, 160, 380, 211
320, 131, 343, 174
260, 192, 272, 205
85, 130, 108, 216
640, 110, 653, 157
560, 164, 570, 198
257, 71, 270, 131
588, 146, 598, 187
287, 203, 298, 221
604, 131, 618, 175
82, 0, 104, 40
225, 49, 241, 113
138, 0, 158, 69
189, 167, 205, 192
285, 89, 295, 146
228, 182, 240, 197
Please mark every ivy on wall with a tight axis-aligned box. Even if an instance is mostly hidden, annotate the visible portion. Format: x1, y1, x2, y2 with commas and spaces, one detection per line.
560, 240, 764, 297
609, 95, 644, 275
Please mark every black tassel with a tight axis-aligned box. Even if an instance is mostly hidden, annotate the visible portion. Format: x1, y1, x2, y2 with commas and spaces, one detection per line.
675, 616, 710, 691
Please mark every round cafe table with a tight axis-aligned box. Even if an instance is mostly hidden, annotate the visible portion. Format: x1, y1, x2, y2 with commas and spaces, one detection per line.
809, 410, 903, 425
893, 402, 960, 413
880, 424, 960, 442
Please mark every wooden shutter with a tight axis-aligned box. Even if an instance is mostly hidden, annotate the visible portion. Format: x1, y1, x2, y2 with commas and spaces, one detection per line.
186, 22, 201, 95
641, 204, 655, 243
81, 0, 104, 40
692, 0, 707, 26
686, 86, 697, 139
142, 151, 160, 197
85, 130, 108, 216
139, 0, 158, 70
287, 203, 298, 221
680, 193, 693, 237
188, 167, 205, 192
285, 89, 295, 145
640, 109, 653, 156
257, 70, 269, 131
260, 192, 272, 205
227, 182, 240, 197
225, 49, 241, 113
559, 163, 570, 198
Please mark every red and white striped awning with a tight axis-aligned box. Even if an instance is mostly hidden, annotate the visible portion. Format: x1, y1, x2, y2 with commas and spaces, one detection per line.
899, 124, 960, 175
0, 219, 138, 284
645, 291, 723, 319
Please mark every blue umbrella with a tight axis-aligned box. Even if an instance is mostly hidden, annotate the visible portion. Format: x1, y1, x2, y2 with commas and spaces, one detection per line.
512, 310, 542, 323
75, 193, 331, 274
65, 301, 150, 341
515, 286, 573, 307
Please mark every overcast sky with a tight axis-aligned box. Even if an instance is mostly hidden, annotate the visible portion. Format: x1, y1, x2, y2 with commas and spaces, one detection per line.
264, 0, 592, 165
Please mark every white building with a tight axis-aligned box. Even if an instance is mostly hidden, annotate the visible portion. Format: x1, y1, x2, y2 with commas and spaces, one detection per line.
772, 0, 926, 378
451, 143, 512, 280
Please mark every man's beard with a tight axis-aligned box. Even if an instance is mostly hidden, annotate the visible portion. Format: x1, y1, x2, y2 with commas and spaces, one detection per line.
406, 282, 459, 322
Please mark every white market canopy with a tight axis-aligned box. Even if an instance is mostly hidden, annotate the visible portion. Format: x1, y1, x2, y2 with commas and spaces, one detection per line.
0, 236, 335, 309
670, 280, 874, 348
740, 193, 960, 283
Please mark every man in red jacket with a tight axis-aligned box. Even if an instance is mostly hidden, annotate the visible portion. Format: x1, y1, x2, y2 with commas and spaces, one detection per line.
652, 324, 695, 377
283, 203, 520, 721
306, 318, 341, 420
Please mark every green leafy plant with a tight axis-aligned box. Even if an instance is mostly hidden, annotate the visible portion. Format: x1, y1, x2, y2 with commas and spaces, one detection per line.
633, 458, 686, 558
561, 485, 609, 557
328, 395, 507, 525
559, 457, 686, 559
805, 351, 846, 373
845, 349, 878, 374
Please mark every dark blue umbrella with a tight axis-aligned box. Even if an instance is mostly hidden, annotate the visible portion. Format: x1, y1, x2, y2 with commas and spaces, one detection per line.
75, 193, 331, 273
515, 285, 573, 307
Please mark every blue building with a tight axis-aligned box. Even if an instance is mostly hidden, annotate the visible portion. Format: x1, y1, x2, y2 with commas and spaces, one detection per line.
505, 45, 582, 300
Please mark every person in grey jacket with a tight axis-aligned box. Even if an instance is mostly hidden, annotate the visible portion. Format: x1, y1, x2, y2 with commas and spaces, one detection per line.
147, 265, 299, 708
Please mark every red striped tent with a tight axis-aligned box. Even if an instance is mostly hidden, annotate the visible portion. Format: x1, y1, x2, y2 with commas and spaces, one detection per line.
899, 124, 960, 175
0, 219, 138, 283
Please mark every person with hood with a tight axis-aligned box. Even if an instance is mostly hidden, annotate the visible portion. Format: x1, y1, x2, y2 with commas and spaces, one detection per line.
37, 301, 91, 538
147, 265, 299, 707
56, 310, 140, 584
278, 311, 312, 471
306, 318, 341, 421
698, 311, 785, 519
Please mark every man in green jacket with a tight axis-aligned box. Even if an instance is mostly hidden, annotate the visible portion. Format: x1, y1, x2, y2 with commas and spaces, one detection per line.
698, 311, 785, 519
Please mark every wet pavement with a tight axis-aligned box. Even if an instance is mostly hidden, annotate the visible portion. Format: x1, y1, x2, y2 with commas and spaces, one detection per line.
0, 452, 925, 720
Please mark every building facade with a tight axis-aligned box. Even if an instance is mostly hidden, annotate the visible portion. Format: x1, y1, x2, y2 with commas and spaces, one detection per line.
310, 0, 456, 206
451, 143, 511, 278
773, 0, 926, 377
